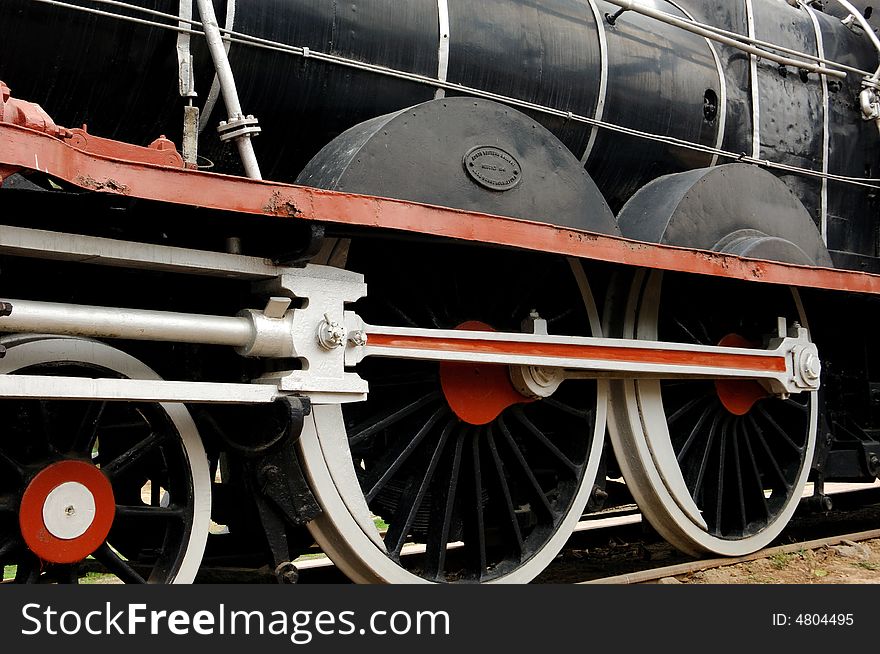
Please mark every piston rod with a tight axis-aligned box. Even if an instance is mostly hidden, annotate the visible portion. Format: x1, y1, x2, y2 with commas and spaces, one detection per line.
0, 298, 253, 347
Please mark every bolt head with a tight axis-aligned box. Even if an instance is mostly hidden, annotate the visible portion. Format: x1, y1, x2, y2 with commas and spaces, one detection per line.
802, 353, 822, 380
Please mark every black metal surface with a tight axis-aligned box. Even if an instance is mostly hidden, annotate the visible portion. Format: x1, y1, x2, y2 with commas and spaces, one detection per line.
588, 0, 720, 209
7, 0, 875, 251
616, 163, 833, 266
6, 0, 876, 236
298, 98, 618, 232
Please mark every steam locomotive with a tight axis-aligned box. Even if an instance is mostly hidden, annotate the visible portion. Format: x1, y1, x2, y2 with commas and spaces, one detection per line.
0, 0, 879, 583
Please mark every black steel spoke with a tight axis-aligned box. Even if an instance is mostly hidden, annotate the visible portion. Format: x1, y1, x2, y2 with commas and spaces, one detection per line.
511, 407, 579, 475
714, 420, 729, 533
424, 431, 465, 580
0, 536, 19, 559
0, 449, 26, 480
541, 397, 595, 421
114, 505, 186, 520
732, 421, 747, 532
101, 431, 168, 479
756, 406, 803, 453
424, 305, 444, 329
671, 317, 706, 345
471, 432, 487, 578
71, 401, 107, 454
363, 407, 447, 502
497, 416, 554, 517
0, 494, 16, 514
676, 403, 715, 464
94, 543, 146, 584
15, 556, 39, 584
748, 415, 791, 490
382, 300, 419, 328
61, 564, 81, 585
486, 427, 524, 556
349, 392, 441, 446
384, 421, 455, 558
692, 413, 721, 501
37, 400, 57, 453
667, 393, 711, 426
741, 419, 771, 520
782, 397, 810, 414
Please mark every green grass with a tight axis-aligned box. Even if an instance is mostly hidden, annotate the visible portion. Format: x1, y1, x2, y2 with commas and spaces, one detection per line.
769, 552, 793, 570
854, 561, 880, 571
2, 564, 118, 584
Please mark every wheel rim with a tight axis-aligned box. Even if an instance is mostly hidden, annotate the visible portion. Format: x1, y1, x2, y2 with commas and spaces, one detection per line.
0, 336, 210, 583
607, 271, 817, 556
301, 246, 607, 582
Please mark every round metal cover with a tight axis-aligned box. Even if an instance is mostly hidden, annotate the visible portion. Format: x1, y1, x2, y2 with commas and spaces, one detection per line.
463, 146, 522, 191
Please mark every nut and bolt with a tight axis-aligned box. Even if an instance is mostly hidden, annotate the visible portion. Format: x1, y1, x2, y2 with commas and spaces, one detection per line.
317, 313, 347, 350
802, 352, 822, 381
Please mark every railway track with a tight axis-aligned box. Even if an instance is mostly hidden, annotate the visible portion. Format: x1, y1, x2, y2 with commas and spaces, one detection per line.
191, 481, 880, 584
537, 482, 880, 584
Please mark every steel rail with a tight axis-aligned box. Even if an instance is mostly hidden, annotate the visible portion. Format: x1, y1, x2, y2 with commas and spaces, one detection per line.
582, 527, 880, 584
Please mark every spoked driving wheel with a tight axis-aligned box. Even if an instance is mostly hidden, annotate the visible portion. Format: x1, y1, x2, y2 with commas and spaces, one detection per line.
300, 244, 607, 582
0, 336, 210, 583
606, 271, 817, 556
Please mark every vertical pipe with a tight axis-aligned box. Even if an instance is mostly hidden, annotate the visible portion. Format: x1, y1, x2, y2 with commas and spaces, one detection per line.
745, 0, 761, 160
581, 0, 608, 165
194, 0, 262, 179
805, 3, 830, 244
435, 0, 450, 100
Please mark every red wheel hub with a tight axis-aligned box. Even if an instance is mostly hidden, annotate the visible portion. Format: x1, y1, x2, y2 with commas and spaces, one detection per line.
714, 333, 771, 416
18, 460, 116, 564
440, 321, 533, 425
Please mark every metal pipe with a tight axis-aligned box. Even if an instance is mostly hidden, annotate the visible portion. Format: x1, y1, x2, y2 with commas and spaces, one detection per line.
0, 299, 254, 347
831, 0, 880, 80
194, 0, 262, 179
604, 0, 846, 79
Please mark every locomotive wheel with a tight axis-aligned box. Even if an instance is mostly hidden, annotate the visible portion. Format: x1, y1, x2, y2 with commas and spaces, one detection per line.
0, 336, 210, 583
300, 246, 607, 582
606, 271, 817, 556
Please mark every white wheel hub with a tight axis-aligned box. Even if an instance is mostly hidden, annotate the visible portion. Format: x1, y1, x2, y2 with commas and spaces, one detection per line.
42, 481, 96, 540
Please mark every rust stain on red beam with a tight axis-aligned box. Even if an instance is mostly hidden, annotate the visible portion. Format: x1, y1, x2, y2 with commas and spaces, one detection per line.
367, 333, 787, 373
4, 122, 880, 296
